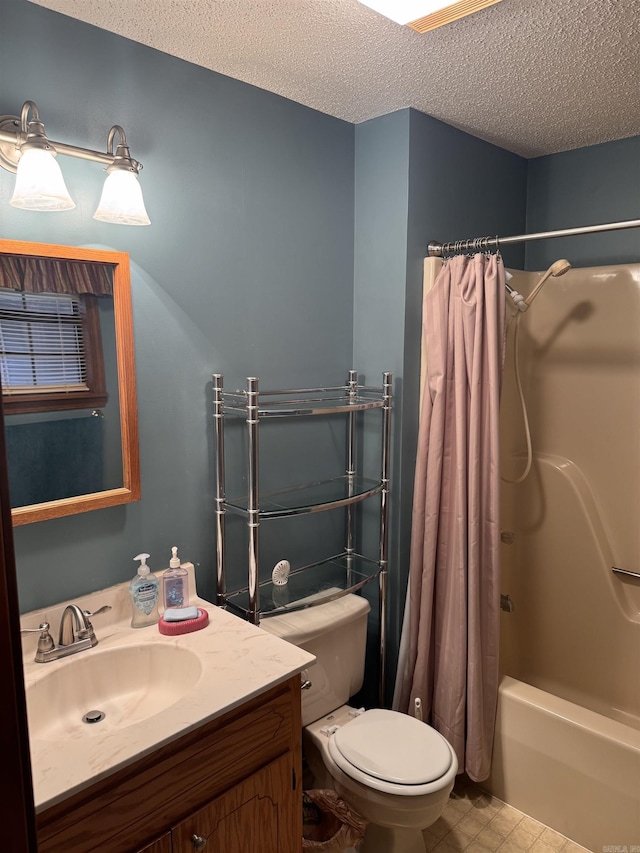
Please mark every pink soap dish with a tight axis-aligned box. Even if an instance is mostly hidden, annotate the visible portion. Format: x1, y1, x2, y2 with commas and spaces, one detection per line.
158, 607, 209, 635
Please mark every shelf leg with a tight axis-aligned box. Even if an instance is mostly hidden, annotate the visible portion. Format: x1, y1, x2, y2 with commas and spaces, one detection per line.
345, 369, 358, 587
379, 372, 393, 706
213, 374, 226, 607
247, 377, 261, 625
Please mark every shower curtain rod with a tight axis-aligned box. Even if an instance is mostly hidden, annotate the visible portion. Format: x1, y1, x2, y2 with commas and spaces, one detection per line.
427, 218, 640, 258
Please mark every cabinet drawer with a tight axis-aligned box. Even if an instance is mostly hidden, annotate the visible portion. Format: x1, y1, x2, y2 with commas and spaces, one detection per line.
37, 678, 300, 853
136, 834, 172, 853
172, 753, 298, 853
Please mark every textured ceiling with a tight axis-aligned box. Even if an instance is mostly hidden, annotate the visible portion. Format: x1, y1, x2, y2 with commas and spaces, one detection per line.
29, 0, 640, 157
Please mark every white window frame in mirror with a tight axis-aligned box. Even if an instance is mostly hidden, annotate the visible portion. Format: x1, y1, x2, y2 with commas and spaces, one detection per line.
0, 239, 140, 525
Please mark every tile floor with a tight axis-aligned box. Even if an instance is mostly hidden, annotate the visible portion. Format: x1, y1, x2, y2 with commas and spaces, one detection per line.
423, 777, 591, 853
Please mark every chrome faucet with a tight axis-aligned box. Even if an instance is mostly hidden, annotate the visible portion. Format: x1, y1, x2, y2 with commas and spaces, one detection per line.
21, 604, 112, 663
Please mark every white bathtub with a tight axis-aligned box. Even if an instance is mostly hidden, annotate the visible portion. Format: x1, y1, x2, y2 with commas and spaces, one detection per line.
484, 676, 640, 850
494, 264, 640, 850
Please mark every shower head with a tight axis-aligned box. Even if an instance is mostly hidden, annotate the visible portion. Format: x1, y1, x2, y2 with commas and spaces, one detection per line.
548, 259, 572, 278
524, 258, 572, 307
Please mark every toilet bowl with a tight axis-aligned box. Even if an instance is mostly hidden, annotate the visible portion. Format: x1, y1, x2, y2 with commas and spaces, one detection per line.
261, 594, 457, 853
304, 705, 457, 853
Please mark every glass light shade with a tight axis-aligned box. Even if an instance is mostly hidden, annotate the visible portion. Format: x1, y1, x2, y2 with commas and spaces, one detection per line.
93, 170, 151, 226
10, 148, 75, 211
357, 0, 451, 24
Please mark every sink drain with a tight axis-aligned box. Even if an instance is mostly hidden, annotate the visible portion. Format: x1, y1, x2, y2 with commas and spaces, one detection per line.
83, 709, 106, 724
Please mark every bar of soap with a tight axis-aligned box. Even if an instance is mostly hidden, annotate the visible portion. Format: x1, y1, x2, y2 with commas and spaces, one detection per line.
159, 608, 209, 635
163, 606, 199, 622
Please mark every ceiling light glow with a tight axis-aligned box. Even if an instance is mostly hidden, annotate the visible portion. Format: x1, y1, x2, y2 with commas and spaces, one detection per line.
357, 0, 503, 33
358, 1, 452, 25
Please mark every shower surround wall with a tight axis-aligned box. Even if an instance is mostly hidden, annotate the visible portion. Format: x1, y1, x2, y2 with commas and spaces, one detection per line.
489, 263, 640, 848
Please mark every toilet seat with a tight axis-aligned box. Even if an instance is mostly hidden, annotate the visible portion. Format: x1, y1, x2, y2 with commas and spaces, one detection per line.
327, 709, 455, 796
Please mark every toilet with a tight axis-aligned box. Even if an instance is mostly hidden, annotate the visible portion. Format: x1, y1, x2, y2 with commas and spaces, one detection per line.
262, 593, 457, 853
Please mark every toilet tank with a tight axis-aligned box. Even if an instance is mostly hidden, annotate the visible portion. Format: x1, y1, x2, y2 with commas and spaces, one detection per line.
261, 594, 371, 725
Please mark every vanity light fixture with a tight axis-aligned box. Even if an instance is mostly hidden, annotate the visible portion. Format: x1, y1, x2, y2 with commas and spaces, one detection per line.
357, 0, 503, 33
0, 100, 150, 225
93, 125, 150, 226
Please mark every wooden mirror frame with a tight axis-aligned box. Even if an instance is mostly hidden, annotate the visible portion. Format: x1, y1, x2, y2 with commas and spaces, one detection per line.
0, 239, 141, 526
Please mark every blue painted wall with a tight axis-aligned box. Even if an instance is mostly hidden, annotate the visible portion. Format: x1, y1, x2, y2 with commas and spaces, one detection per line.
525, 136, 640, 269
1, 0, 355, 611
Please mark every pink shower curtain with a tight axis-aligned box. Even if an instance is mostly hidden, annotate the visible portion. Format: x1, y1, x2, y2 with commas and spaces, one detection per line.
393, 252, 505, 782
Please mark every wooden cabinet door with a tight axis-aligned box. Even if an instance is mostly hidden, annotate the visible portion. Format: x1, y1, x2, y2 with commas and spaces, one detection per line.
172, 753, 297, 853
136, 834, 172, 853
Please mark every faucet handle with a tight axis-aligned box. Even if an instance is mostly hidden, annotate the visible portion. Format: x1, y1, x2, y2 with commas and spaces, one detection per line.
21, 622, 55, 661
83, 605, 112, 619
80, 605, 112, 645
21, 621, 52, 637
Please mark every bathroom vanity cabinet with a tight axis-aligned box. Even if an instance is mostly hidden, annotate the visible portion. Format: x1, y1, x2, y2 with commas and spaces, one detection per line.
36, 677, 302, 853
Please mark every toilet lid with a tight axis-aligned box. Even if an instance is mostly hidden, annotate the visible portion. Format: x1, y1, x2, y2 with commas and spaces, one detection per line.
332, 709, 452, 785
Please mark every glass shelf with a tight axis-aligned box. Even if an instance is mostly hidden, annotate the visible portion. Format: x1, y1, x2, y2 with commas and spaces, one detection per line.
225, 552, 380, 618
225, 475, 382, 518
222, 394, 385, 418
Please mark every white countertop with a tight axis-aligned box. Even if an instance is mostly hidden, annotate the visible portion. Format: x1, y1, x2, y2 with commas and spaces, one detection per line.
20, 571, 314, 812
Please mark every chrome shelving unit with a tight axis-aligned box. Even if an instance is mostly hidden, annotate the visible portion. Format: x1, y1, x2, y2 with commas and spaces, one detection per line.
213, 370, 392, 701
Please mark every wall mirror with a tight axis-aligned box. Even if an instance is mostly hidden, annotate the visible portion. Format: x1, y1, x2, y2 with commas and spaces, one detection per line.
0, 239, 140, 525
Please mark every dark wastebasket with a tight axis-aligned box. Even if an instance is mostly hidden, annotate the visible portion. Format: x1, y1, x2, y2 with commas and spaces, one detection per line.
302, 789, 367, 852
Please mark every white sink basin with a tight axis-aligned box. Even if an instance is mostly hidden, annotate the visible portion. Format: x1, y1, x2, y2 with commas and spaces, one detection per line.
26, 643, 203, 741
21, 580, 315, 812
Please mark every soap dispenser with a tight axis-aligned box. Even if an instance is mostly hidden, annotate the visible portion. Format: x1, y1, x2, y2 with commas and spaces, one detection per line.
162, 546, 189, 610
130, 553, 160, 628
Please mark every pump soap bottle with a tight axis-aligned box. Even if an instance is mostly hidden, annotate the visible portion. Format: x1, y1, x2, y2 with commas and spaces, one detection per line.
162, 546, 189, 611
130, 553, 160, 628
